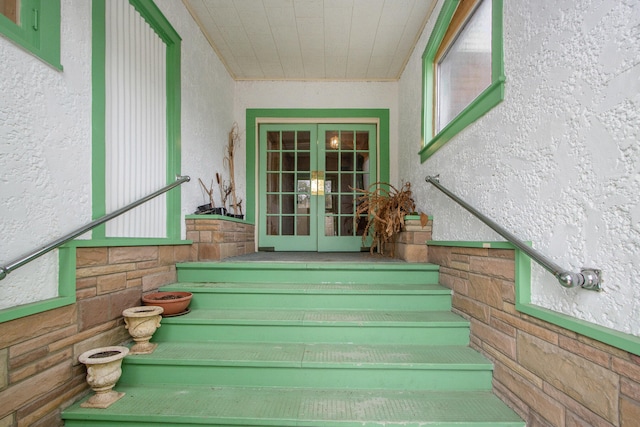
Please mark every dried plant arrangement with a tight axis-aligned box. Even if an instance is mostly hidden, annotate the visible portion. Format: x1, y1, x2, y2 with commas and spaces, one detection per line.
198, 178, 215, 208
225, 123, 240, 215
216, 172, 232, 211
354, 181, 416, 256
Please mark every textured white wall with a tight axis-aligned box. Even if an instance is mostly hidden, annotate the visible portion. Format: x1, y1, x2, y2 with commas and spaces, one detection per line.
398, 0, 640, 336
234, 80, 400, 209
155, 0, 235, 227
0, 0, 93, 309
0, 1, 235, 310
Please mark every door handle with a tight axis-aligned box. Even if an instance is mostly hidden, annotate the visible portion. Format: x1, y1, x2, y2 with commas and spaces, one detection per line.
311, 171, 325, 196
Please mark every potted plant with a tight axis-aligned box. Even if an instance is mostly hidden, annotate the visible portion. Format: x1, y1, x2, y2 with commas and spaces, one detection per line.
78, 346, 129, 408
354, 181, 416, 256
122, 306, 163, 354
142, 291, 193, 316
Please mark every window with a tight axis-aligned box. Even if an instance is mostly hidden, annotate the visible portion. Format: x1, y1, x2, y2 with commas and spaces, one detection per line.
420, 0, 504, 162
0, 0, 61, 69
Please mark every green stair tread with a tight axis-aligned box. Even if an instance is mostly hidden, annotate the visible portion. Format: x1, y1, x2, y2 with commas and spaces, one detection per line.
63, 385, 524, 426
162, 309, 468, 327
126, 342, 492, 370
177, 261, 440, 271
162, 282, 450, 294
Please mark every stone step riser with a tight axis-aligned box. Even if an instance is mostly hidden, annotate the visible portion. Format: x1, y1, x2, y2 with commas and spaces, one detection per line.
154, 323, 471, 346
176, 263, 440, 285
119, 364, 493, 391
178, 293, 451, 311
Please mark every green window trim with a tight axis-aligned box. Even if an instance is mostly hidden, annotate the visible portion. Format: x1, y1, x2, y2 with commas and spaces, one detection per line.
419, 0, 504, 163
0, 0, 61, 69
91, 0, 182, 240
428, 240, 640, 356
0, 246, 75, 324
246, 109, 390, 224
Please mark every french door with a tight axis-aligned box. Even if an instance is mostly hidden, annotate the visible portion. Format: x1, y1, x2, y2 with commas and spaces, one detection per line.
259, 123, 377, 252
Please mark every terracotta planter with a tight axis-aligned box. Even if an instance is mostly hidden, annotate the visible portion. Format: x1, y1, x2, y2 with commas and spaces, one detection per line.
78, 346, 129, 408
142, 291, 193, 316
122, 306, 163, 354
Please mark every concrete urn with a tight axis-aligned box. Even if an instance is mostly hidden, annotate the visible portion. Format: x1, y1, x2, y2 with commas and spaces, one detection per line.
78, 346, 129, 408
122, 306, 163, 354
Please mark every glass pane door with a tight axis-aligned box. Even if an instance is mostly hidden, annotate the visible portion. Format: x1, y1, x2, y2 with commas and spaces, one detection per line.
258, 123, 376, 252
318, 124, 376, 252
259, 124, 317, 251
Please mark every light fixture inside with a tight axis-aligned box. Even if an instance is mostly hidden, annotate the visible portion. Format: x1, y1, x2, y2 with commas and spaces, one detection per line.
330, 135, 339, 149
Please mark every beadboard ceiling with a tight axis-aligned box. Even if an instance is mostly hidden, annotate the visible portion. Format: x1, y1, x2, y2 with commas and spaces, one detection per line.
183, 0, 437, 81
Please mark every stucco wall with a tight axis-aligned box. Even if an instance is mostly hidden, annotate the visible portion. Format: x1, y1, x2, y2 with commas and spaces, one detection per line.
0, 0, 93, 309
0, 1, 235, 310
398, 0, 640, 336
234, 80, 400, 212
154, 0, 236, 227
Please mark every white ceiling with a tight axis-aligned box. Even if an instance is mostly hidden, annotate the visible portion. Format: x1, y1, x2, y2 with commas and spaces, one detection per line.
183, 0, 437, 81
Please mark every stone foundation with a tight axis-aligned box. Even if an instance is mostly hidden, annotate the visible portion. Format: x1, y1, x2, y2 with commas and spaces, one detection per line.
0, 243, 193, 426
387, 215, 432, 262
428, 243, 640, 427
185, 215, 255, 261
0, 215, 253, 426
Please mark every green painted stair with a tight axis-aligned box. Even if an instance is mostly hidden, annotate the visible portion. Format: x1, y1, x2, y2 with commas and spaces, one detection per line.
63, 259, 524, 426
119, 342, 494, 390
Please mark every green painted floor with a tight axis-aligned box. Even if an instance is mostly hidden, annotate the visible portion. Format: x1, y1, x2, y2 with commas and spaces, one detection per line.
64, 386, 524, 427
124, 342, 492, 368
63, 257, 524, 426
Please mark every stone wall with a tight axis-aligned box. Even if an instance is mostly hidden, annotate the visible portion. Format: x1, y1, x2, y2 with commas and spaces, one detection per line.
386, 216, 432, 262
428, 244, 640, 427
186, 216, 255, 261
0, 244, 193, 427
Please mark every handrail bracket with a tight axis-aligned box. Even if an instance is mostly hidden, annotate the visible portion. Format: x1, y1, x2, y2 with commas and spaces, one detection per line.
425, 175, 602, 292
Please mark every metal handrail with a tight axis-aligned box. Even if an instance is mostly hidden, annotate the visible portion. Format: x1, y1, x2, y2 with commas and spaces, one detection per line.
0, 175, 191, 281
425, 175, 602, 291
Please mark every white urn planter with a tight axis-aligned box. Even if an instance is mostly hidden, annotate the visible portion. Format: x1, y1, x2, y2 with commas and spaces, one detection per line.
122, 306, 163, 354
78, 346, 129, 408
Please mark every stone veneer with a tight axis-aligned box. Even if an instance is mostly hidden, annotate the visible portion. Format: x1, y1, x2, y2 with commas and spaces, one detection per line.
0, 215, 255, 426
428, 244, 640, 427
186, 216, 255, 261
386, 216, 432, 262
0, 243, 194, 426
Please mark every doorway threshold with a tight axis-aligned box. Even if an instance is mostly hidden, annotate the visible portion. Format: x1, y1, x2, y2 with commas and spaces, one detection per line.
222, 252, 406, 263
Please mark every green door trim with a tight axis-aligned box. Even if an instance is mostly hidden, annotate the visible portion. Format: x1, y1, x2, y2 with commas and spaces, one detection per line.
246, 109, 390, 225
92, 0, 182, 241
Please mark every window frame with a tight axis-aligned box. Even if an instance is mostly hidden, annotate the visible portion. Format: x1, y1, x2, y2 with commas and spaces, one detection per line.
420, 0, 504, 163
0, 0, 62, 69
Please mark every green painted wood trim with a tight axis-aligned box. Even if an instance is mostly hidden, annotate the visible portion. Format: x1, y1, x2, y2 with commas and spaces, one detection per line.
420, 0, 505, 162
0, 0, 62, 69
405, 214, 434, 221
67, 238, 192, 247
129, 0, 183, 239
91, 0, 107, 238
91, 0, 183, 239
0, 246, 76, 324
514, 249, 640, 356
246, 109, 391, 224
129, 0, 181, 44
429, 240, 640, 356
